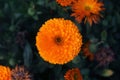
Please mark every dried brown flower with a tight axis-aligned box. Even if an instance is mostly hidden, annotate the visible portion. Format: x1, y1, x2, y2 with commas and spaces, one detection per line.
95, 47, 114, 67
11, 66, 32, 80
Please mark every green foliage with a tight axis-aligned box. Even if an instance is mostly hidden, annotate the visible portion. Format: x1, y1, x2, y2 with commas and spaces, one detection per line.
23, 42, 33, 68
0, 0, 120, 80
100, 69, 114, 77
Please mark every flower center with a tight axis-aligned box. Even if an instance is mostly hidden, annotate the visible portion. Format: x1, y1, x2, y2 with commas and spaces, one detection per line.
55, 36, 62, 45
85, 6, 91, 11
73, 73, 78, 80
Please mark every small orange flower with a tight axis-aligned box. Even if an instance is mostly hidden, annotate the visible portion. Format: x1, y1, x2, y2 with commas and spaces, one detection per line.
0, 65, 11, 80
56, 0, 76, 6
71, 0, 104, 26
64, 68, 83, 80
82, 41, 94, 61
36, 18, 82, 64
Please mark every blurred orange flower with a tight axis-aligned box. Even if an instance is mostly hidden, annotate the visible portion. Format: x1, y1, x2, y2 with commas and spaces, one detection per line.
64, 68, 83, 80
82, 41, 94, 61
56, 0, 76, 6
36, 18, 82, 64
0, 65, 11, 80
71, 0, 104, 26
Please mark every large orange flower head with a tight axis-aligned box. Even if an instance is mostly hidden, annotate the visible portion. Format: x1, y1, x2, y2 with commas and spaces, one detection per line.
71, 0, 104, 26
0, 65, 11, 80
36, 18, 82, 64
56, 0, 76, 6
64, 68, 83, 80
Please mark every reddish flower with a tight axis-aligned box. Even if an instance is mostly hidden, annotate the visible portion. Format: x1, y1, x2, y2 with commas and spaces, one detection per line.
82, 41, 94, 61
64, 68, 83, 80
71, 0, 104, 26
56, 0, 76, 6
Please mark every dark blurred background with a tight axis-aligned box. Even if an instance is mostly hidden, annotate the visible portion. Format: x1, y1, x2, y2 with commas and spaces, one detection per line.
0, 0, 120, 80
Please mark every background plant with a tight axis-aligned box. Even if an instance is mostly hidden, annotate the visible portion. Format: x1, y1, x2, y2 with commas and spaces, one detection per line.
0, 0, 120, 80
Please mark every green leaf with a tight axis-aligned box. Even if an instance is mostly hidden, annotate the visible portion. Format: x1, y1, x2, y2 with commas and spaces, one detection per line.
102, 20, 108, 26
37, 0, 45, 6
101, 30, 107, 42
116, 12, 120, 24
32, 15, 39, 20
28, 2, 35, 16
0, 54, 4, 60
100, 69, 114, 77
81, 68, 90, 75
0, 10, 4, 17
9, 58, 15, 66
23, 42, 33, 68
48, 1, 57, 10
89, 43, 97, 53
28, 7, 35, 16
72, 56, 81, 64
9, 25, 15, 32
53, 65, 62, 77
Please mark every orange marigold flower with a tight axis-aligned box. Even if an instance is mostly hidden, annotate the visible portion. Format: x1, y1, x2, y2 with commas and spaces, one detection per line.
64, 68, 83, 80
36, 18, 82, 64
11, 66, 32, 80
71, 0, 104, 26
0, 65, 11, 80
56, 0, 76, 6
82, 41, 94, 61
